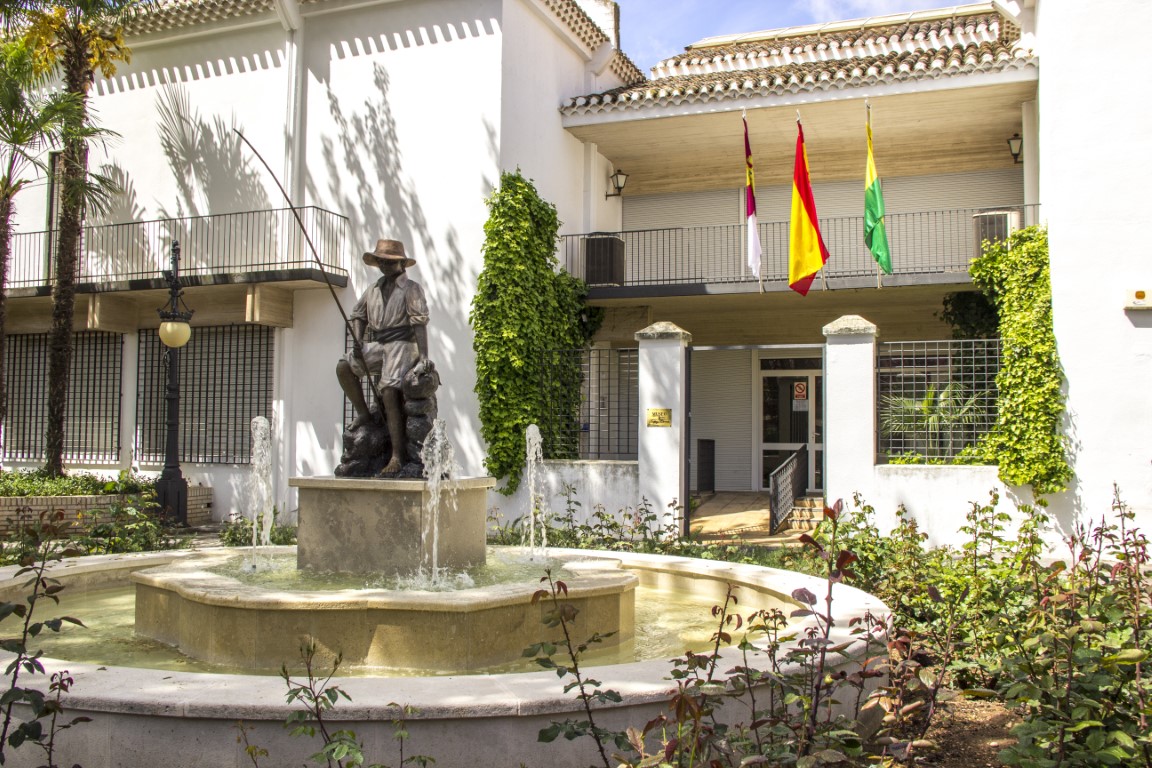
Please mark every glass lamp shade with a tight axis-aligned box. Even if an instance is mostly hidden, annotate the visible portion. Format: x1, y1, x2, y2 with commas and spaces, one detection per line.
159, 320, 192, 348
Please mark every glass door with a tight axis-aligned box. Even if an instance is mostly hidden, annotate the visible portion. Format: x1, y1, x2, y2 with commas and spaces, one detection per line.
760, 368, 823, 492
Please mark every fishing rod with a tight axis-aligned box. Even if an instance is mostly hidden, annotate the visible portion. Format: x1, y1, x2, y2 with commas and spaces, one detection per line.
233, 128, 386, 414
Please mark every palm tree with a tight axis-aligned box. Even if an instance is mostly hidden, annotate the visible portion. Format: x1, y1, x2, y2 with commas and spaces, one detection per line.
0, 38, 77, 457
880, 381, 981, 459
4, 0, 146, 475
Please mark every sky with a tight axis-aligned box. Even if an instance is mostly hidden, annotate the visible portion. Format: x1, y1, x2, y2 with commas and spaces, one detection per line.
618, 0, 929, 74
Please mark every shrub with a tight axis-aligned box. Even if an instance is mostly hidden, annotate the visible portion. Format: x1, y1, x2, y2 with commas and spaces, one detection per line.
0, 468, 151, 498
220, 510, 296, 547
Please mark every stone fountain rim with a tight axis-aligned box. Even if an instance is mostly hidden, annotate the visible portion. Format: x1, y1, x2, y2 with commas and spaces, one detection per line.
288, 475, 496, 491
0, 547, 888, 722
129, 547, 639, 611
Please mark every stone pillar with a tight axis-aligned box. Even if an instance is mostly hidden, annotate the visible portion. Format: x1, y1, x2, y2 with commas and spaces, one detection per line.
822, 315, 878, 507
635, 322, 691, 528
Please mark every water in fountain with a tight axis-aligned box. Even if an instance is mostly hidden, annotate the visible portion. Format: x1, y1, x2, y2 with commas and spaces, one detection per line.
242, 416, 273, 572
393, 417, 464, 589
524, 423, 546, 556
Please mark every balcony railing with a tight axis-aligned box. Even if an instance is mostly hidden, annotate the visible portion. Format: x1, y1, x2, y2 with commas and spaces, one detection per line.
561, 204, 1040, 290
8, 207, 348, 289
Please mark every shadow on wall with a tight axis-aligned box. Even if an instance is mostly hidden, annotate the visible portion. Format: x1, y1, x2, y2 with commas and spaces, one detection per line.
154, 84, 274, 247
84, 83, 276, 273
311, 57, 495, 472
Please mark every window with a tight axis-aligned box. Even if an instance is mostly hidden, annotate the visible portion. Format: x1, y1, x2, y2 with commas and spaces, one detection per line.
136, 325, 274, 464
1, 332, 123, 464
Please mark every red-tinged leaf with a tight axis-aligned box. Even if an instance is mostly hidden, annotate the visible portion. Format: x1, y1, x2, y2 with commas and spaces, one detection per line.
835, 550, 857, 570
555, 580, 568, 596
792, 587, 817, 605
927, 585, 942, 603
531, 590, 547, 604
642, 714, 666, 735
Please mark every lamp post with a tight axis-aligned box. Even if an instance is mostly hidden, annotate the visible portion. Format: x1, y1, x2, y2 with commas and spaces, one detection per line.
156, 240, 194, 525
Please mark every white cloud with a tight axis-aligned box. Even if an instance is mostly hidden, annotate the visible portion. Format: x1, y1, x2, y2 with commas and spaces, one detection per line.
792, 0, 926, 24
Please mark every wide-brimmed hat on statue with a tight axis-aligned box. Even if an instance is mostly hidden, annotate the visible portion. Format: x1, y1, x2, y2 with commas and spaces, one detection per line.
363, 239, 416, 268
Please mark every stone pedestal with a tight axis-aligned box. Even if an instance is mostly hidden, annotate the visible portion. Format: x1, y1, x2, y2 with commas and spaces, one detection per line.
289, 476, 495, 574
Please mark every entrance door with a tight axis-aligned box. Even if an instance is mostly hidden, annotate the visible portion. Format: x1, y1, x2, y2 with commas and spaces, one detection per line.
760, 364, 823, 492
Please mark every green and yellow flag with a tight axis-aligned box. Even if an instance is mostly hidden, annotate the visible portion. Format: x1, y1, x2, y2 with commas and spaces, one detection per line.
865, 106, 892, 274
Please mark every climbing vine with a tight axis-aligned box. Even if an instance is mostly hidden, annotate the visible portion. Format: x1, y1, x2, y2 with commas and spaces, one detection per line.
470, 170, 599, 494
970, 226, 1072, 494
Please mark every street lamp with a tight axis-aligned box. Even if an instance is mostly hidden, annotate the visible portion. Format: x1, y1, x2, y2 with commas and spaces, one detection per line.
156, 240, 194, 525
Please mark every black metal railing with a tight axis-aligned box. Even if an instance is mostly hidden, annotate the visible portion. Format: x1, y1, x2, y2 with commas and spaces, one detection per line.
560, 204, 1040, 289
136, 325, 274, 465
1, 332, 123, 464
768, 446, 808, 533
8, 207, 348, 289
877, 338, 1001, 462
538, 348, 639, 461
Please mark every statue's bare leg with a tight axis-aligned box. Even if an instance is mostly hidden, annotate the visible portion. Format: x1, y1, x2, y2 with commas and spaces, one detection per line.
379, 387, 405, 476
336, 359, 374, 429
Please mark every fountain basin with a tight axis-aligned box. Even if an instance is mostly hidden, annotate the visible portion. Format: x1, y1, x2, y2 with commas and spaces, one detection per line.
291, 476, 495, 574
132, 550, 636, 672
0, 549, 887, 768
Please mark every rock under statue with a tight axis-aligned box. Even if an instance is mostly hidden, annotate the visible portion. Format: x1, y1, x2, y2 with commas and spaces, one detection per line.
335, 239, 440, 478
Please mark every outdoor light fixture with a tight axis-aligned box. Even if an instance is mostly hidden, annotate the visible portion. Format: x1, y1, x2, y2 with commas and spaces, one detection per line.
156, 240, 194, 526
158, 241, 194, 347
1007, 133, 1023, 164
606, 169, 628, 198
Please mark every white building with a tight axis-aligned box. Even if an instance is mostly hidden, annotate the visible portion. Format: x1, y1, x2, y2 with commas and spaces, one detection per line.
3, 0, 1149, 544
3, 0, 640, 519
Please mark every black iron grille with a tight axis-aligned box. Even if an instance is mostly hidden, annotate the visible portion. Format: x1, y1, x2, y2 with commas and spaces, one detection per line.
136, 325, 274, 464
2, 332, 123, 464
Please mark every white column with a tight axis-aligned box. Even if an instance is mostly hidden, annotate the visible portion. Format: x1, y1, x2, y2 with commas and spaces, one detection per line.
635, 322, 691, 528
822, 315, 878, 507
119, 331, 140, 471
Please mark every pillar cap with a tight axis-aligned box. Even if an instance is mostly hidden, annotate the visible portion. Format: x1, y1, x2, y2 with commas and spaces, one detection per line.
635, 321, 692, 342
822, 314, 878, 338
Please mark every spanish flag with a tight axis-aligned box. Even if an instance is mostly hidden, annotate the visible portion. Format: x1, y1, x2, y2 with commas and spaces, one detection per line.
788, 119, 829, 296
865, 106, 892, 274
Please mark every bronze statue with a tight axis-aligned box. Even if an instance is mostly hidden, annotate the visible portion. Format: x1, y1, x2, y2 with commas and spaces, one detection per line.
336, 239, 437, 477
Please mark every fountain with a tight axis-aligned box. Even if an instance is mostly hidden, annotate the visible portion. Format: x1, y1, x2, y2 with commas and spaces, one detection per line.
0, 248, 886, 767
132, 418, 636, 672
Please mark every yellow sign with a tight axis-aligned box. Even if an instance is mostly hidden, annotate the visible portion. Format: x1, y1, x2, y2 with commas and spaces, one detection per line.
646, 408, 672, 427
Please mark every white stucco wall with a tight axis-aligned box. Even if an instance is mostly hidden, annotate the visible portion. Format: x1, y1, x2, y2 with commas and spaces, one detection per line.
297, 0, 505, 485
489, 459, 639, 528
1037, 0, 1152, 531
500, 0, 624, 236
867, 465, 1036, 550
7, 0, 632, 520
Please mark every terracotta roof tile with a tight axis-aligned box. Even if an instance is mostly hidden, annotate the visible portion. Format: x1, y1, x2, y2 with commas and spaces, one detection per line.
563, 9, 1033, 117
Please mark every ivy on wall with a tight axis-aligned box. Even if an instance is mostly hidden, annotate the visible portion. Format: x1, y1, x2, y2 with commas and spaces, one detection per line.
970, 226, 1072, 495
939, 290, 999, 339
470, 170, 598, 494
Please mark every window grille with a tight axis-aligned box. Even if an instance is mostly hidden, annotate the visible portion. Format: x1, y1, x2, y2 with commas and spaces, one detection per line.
877, 339, 1001, 462
539, 348, 638, 461
2, 332, 123, 464
136, 325, 274, 464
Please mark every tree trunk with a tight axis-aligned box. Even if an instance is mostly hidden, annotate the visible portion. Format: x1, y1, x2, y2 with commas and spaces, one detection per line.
43, 36, 92, 477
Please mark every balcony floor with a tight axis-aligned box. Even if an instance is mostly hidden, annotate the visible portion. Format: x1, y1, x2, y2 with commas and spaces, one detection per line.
592, 282, 970, 346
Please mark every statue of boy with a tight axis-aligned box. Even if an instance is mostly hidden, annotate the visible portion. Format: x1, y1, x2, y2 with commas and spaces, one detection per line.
336, 239, 429, 476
